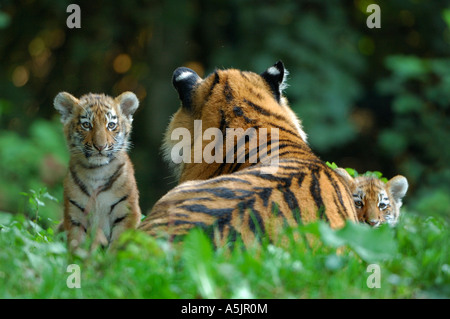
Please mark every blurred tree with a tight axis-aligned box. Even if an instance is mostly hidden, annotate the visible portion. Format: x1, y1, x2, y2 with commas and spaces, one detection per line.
345, 0, 450, 195
0, 0, 199, 213
377, 55, 450, 211
189, 0, 365, 152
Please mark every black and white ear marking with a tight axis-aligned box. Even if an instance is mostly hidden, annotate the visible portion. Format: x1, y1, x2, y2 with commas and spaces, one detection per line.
116, 91, 139, 119
54, 92, 79, 124
387, 175, 408, 205
172, 67, 201, 109
260, 61, 288, 102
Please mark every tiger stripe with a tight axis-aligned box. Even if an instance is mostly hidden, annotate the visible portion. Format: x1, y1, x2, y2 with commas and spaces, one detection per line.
335, 168, 408, 227
54, 91, 141, 251
140, 62, 358, 246
70, 167, 90, 197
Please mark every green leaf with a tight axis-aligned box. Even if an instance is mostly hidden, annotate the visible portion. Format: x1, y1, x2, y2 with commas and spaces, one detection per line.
364, 171, 382, 179
0, 212, 13, 226
393, 94, 424, 114
362, 171, 388, 183
318, 222, 347, 247
182, 229, 217, 298
443, 9, 450, 28
44, 242, 67, 255
298, 220, 321, 237
43, 192, 58, 203
320, 221, 397, 263
385, 55, 428, 80
341, 223, 397, 262
35, 198, 45, 207
325, 254, 344, 271
345, 167, 358, 177
0, 11, 10, 29
326, 161, 338, 170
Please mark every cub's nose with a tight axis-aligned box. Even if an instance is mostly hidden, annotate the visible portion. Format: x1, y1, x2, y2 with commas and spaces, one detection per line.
93, 143, 107, 152
367, 219, 380, 227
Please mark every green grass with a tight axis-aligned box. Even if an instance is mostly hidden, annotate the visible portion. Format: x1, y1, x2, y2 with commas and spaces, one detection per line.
0, 207, 448, 299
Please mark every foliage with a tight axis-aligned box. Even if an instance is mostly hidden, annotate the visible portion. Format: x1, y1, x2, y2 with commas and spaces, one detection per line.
0, 1, 448, 216
326, 161, 389, 183
0, 206, 448, 299
0, 119, 66, 222
377, 55, 450, 197
20, 187, 58, 231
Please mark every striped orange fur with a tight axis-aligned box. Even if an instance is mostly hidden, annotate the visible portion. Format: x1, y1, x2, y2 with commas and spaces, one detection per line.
54, 92, 141, 250
335, 168, 408, 227
139, 62, 358, 246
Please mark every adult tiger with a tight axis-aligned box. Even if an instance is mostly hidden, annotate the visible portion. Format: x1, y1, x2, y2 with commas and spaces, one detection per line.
139, 62, 358, 245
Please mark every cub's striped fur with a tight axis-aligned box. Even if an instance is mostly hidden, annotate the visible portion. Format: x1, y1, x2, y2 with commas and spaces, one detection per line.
335, 168, 408, 227
54, 92, 141, 250
139, 62, 358, 245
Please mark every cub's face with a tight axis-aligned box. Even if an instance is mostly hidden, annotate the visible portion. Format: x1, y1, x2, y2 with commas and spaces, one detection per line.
54, 92, 139, 166
335, 168, 408, 227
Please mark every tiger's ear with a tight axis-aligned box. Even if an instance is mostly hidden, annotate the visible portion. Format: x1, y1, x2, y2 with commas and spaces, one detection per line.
116, 91, 139, 119
387, 175, 408, 205
54, 92, 79, 124
260, 61, 288, 102
334, 168, 355, 189
172, 67, 201, 110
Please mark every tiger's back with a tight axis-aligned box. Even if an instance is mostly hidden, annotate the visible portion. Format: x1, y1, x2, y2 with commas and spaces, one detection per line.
142, 159, 355, 245
140, 62, 357, 245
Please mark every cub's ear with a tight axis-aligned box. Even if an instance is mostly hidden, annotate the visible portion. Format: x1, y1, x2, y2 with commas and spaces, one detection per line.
172, 67, 201, 110
54, 92, 79, 124
387, 175, 408, 205
116, 91, 139, 119
260, 60, 288, 102
334, 168, 355, 189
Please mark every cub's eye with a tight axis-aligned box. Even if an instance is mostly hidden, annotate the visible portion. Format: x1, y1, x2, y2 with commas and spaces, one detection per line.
355, 200, 363, 208
107, 122, 117, 130
81, 122, 91, 130
379, 203, 387, 210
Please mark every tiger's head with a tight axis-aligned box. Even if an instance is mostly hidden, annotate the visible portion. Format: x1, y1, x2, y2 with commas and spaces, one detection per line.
163, 61, 308, 182
54, 92, 139, 167
335, 168, 408, 227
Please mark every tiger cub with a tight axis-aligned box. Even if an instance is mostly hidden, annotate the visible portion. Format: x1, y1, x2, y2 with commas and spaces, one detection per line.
54, 92, 141, 250
335, 168, 408, 227
139, 62, 358, 246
